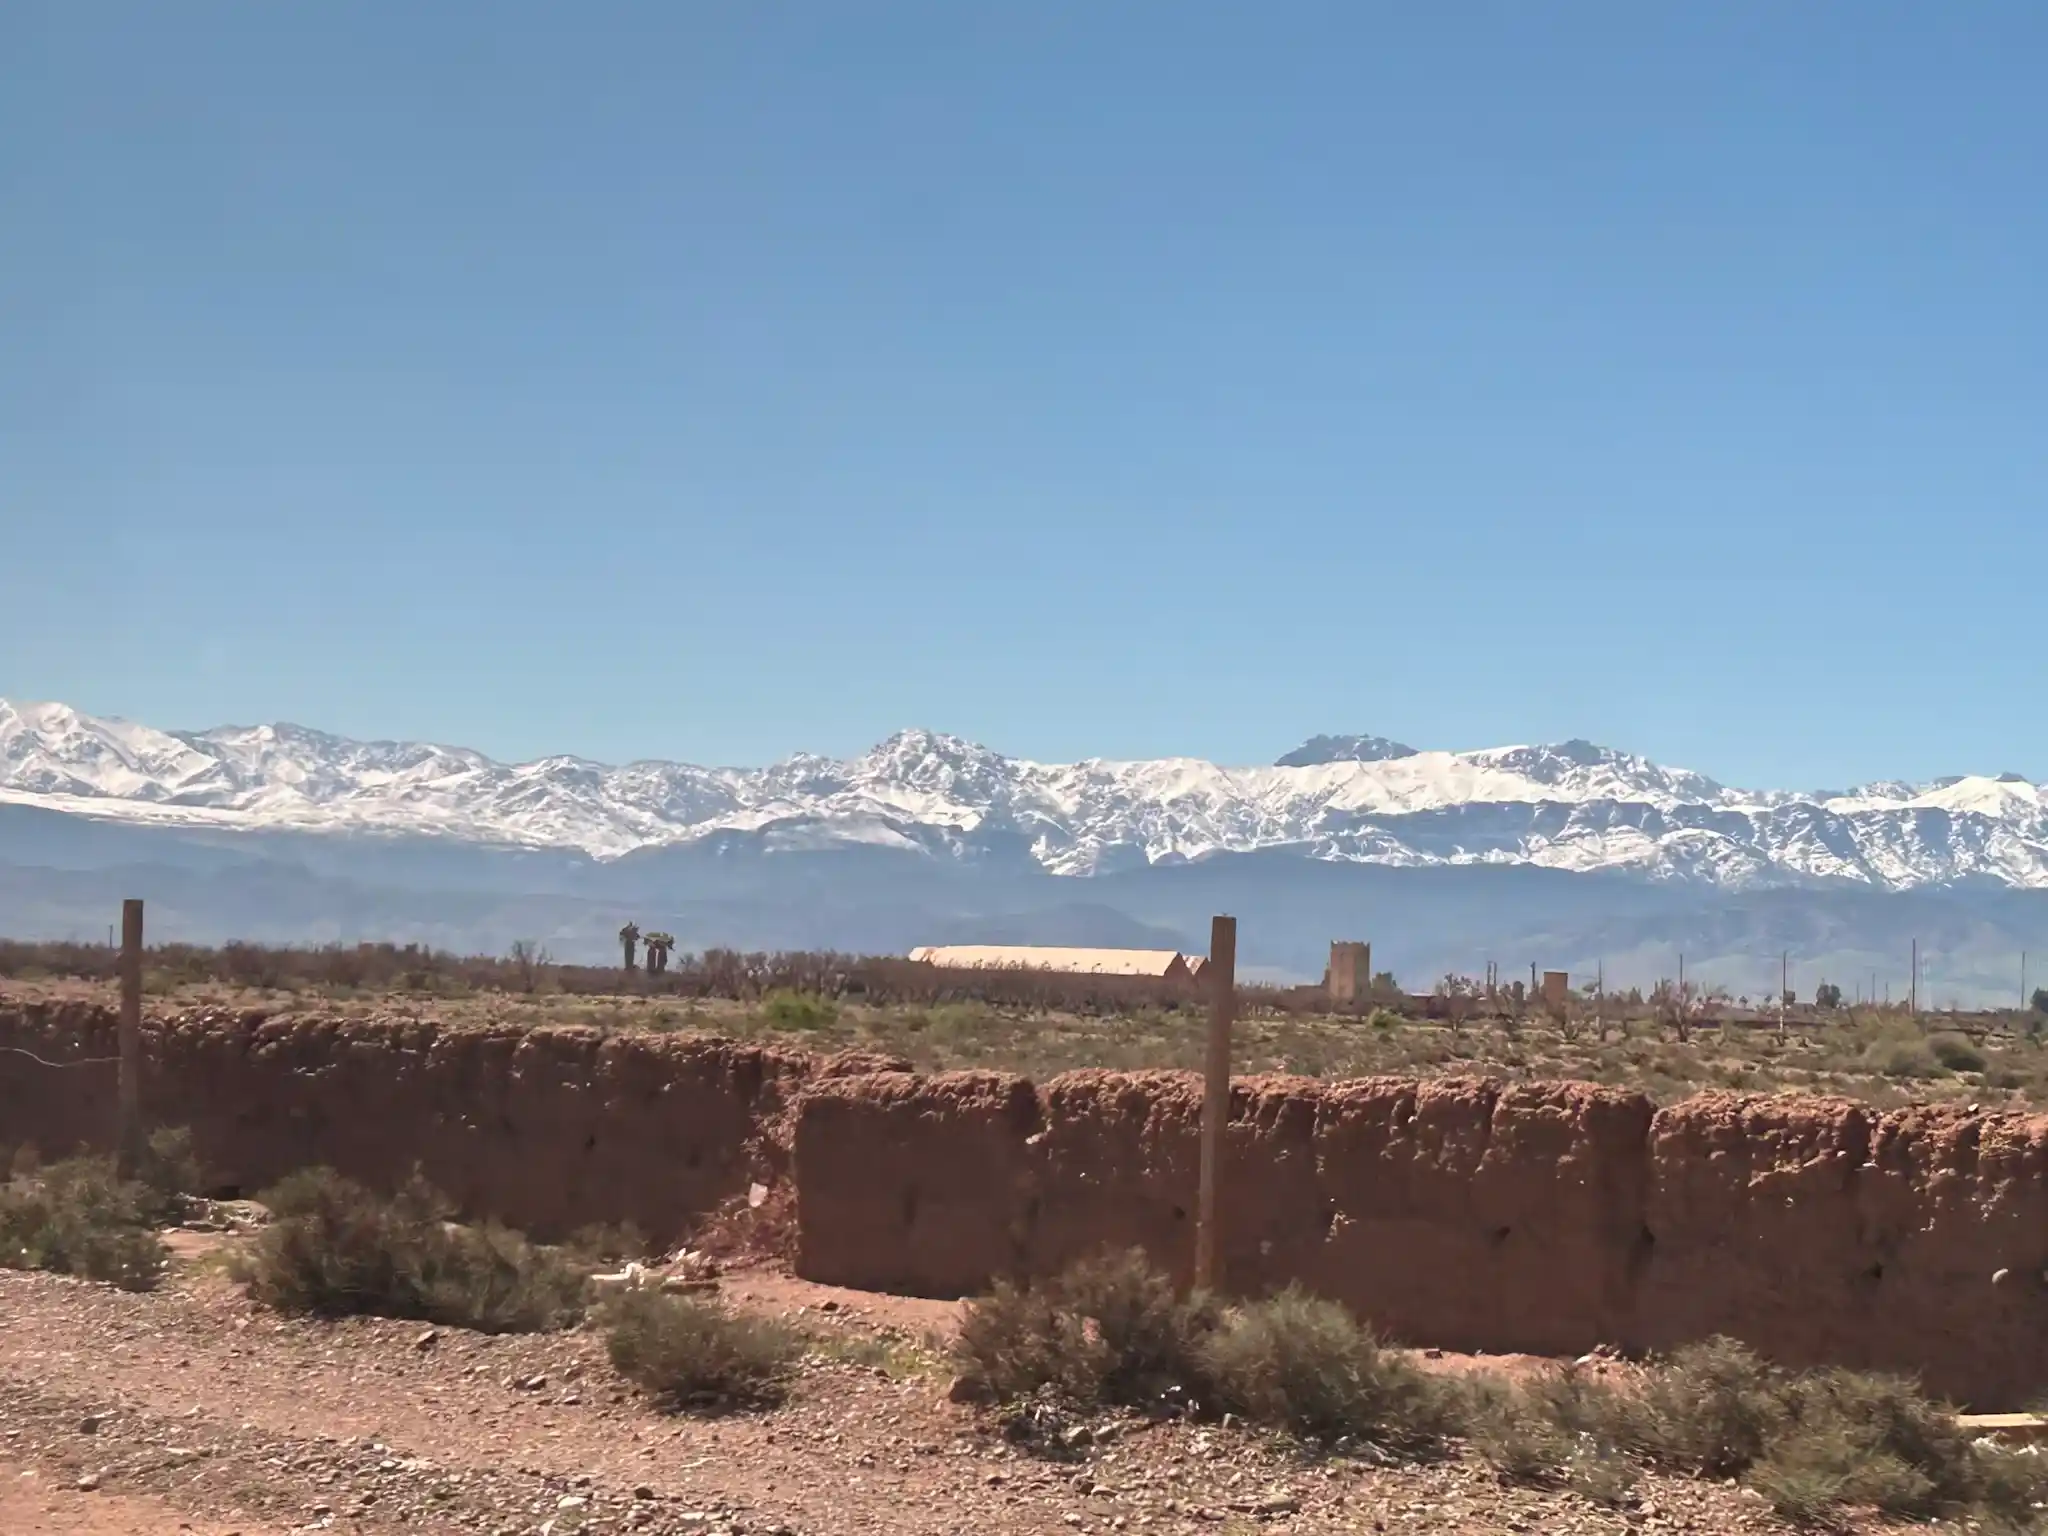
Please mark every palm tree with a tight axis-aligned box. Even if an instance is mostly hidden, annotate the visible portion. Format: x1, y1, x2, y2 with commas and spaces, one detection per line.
644, 932, 676, 975
619, 922, 641, 972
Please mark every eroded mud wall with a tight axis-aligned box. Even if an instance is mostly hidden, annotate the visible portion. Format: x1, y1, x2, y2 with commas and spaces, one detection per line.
10, 998, 2047, 1406
792, 1069, 2048, 1407
0, 1000, 810, 1239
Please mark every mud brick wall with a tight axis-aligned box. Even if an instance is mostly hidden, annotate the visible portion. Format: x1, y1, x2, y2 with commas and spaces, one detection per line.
792, 1068, 2048, 1408
0, 999, 815, 1240
11, 997, 2048, 1407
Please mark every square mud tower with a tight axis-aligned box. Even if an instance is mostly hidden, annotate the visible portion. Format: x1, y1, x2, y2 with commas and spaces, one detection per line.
1328, 941, 1372, 1004
1542, 970, 1570, 1012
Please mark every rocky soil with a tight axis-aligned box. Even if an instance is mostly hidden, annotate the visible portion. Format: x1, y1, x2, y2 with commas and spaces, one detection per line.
0, 1234, 1834, 1536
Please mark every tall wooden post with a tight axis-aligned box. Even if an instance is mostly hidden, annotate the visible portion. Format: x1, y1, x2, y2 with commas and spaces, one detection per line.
1194, 914, 1236, 1293
117, 899, 144, 1178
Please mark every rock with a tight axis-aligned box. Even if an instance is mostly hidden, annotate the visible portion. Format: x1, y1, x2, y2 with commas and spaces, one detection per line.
634, 1485, 656, 1500
946, 1373, 991, 1405
79, 1414, 105, 1434
75, 1473, 101, 1492
519, 1374, 549, 1391
558, 1495, 589, 1512
415, 1328, 441, 1350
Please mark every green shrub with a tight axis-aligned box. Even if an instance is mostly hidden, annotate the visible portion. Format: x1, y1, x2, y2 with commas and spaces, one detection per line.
1200, 1288, 1452, 1449
953, 1249, 1215, 1409
957, 1256, 1451, 1449
761, 991, 838, 1030
1520, 1342, 2042, 1527
1860, 1029, 1945, 1081
1628, 1336, 1784, 1475
1930, 1034, 1988, 1074
603, 1287, 801, 1407
1457, 1369, 1626, 1486
0, 1157, 168, 1291
136, 1126, 207, 1224
239, 1168, 587, 1332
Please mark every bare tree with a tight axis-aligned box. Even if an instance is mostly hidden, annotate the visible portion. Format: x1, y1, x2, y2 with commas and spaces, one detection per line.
508, 940, 550, 994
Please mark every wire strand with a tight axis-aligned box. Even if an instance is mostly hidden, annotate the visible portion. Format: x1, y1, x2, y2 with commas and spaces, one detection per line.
0, 1046, 120, 1069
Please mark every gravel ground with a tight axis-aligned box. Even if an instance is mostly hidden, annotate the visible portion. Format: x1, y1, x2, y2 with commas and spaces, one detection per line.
0, 1247, 1816, 1536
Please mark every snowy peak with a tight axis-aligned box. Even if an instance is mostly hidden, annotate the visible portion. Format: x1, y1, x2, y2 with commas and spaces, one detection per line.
1, 698, 2043, 891
1275, 734, 1419, 766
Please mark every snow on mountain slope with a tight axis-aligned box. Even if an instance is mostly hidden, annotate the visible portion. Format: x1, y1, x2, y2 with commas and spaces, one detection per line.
2, 699, 2044, 890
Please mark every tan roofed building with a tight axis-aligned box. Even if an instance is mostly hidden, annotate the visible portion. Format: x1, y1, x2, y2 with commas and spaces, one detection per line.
908, 944, 1194, 980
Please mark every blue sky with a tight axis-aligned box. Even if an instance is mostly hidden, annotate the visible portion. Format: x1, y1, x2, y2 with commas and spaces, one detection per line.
7, 3, 2043, 786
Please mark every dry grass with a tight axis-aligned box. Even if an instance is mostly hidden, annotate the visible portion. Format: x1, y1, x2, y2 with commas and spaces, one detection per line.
237, 1168, 589, 1333
10, 947, 2047, 1112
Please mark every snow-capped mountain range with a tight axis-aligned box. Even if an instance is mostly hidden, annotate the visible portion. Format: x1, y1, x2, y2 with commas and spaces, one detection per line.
3, 698, 2044, 892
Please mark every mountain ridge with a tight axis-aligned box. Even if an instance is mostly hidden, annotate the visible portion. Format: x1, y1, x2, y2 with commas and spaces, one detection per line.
2, 698, 2044, 892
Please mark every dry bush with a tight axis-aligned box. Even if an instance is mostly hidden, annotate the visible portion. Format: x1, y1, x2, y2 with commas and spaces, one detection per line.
956, 1255, 1453, 1451
603, 1287, 801, 1408
1459, 1339, 2048, 1527
239, 1168, 587, 1333
954, 1250, 1216, 1410
1200, 1287, 1454, 1450
0, 1156, 168, 1291
760, 991, 838, 1031
134, 1125, 207, 1225
1930, 1033, 1989, 1074
689, 1181, 797, 1267
1627, 1336, 1785, 1475
564, 1221, 657, 1266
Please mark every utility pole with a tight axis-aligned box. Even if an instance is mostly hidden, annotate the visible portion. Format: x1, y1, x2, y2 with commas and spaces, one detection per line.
1911, 938, 1919, 1018
117, 899, 144, 1179
2024, 951, 2029, 1013
1194, 914, 1237, 1294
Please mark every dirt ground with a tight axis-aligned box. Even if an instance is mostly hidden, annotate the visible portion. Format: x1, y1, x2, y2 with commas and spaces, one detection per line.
1, 1235, 1833, 1536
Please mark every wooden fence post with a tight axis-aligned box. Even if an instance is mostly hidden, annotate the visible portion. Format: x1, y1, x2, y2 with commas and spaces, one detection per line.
1195, 913, 1237, 1292
117, 898, 144, 1178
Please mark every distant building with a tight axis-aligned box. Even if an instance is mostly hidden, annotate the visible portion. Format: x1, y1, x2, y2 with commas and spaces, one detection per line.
1326, 940, 1372, 1003
908, 945, 1195, 980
